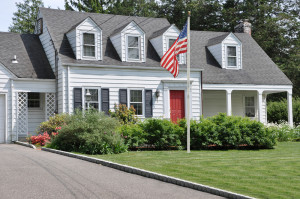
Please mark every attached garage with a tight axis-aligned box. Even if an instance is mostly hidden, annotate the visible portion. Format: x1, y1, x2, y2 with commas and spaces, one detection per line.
0, 94, 6, 143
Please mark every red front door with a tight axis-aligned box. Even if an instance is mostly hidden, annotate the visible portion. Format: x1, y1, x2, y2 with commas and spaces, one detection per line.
170, 90, 185, 123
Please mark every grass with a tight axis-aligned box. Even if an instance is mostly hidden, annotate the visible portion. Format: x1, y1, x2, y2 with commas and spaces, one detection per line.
87, 142, 300, 199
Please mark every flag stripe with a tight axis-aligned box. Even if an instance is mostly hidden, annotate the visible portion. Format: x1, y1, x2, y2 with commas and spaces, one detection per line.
160, 22, 188, 78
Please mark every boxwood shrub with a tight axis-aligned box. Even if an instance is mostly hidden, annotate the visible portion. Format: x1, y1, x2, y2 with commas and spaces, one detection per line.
48, 110, 127, 154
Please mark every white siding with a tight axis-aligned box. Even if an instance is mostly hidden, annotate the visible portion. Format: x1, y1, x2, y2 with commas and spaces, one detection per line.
75, 18, 102, 60
111, 21, 145, 62
28, 94, 45, 134
38, 12, 56, 74
64, 67, 202, 120
203, 90, 266, 122
207, 43, 222, 66
0, 65, 13, 143
13, 80, 56, 92
222, 33, 242, 69
162, 25, 180, 55
150, 35, 163, 58
110, 33, 122, 60
66, 29, 76, 56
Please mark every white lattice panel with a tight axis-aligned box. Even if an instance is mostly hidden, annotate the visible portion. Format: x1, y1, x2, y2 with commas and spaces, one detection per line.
46, 93, 56, 120
17, 92, 28, 135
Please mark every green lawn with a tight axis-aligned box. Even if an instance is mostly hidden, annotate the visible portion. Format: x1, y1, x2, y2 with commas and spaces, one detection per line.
88, 142, 300, 199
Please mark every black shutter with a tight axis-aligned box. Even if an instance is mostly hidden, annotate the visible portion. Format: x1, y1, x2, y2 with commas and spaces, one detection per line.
101, 88, 109, 115
119, 89, 127, 106
145, 90, 153, 118
73, 88, 82, 110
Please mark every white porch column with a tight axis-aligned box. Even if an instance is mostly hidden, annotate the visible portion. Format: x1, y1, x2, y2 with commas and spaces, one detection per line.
226, 90, 232, 116
287, 91, 293, 127
257, 90, 263, 123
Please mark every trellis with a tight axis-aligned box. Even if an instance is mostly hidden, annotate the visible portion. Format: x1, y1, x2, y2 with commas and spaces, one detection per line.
45, 93, 56, 120
17, 92, 28, 135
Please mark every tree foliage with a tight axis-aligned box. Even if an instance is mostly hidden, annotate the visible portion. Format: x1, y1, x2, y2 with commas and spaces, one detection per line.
9, 0, 44, 34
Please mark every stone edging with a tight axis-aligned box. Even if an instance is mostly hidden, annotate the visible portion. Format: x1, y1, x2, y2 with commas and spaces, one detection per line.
14, 141, 36, 149
41, 147, 255, 199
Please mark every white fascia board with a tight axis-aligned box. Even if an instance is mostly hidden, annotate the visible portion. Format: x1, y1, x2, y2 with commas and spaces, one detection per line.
203, 83, 293, 92
0, 62, 17, 78
64, 63, 203, 72
11, 78, 56, 82
223, 32, 242, 45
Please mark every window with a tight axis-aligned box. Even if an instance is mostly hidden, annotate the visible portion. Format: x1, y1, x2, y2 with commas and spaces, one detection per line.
35, 18, 43, 35
83, 33, 95, 57
227, 46, 237, 67
84, 88, 99, 110
130, 90, 143, 115
28, 93, 40, 108
167, 38, 180, 62
127, 36, 140, 60
245, 96, 255, 117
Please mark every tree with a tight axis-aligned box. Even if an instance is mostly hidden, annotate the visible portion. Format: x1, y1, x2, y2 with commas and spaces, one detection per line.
9, 0, 44, 34
65, 0, 106, 13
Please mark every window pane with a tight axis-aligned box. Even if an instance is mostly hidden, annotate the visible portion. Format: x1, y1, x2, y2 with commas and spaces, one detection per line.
130, 90, 142, 102
84, 46, 95, 57
245, 107, 255, 117
228, 57, 236, 66
85, 103, 99, 110
245, 97, 254, 106
128, 48, 139, 59
168, 39, 176, 49
83, 33, 95, 45
128, 36, 139, 47
227, 46, 236, 56
28, 93, 40, 108
131, 103, 143, 115
85, 89, 98, 102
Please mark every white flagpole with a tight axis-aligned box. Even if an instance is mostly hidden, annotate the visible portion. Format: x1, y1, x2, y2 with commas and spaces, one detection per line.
187, 11, 191, 153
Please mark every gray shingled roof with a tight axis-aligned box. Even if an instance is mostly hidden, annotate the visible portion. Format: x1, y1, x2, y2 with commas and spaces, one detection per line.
206, 33, 230, 46
0, 32, 55, 79
40, 8, 292, 85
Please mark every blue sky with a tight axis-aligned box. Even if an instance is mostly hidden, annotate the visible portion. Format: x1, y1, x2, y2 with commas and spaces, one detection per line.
0, 0, 65, 32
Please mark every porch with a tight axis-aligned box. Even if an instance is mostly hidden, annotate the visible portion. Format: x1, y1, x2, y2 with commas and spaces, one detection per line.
202, 84, 293, 126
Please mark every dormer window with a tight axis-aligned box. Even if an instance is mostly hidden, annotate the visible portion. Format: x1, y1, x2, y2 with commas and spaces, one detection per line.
83, 33, 96, 58
167, 38, 180, 62
127, 35, 140, 61
227, 46, 237, 67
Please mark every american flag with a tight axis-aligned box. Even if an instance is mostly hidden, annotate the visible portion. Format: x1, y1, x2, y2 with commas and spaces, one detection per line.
160, 22, 188, 78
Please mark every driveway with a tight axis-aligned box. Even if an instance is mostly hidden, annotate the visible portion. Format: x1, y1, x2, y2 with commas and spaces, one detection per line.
0, 144, 225, 199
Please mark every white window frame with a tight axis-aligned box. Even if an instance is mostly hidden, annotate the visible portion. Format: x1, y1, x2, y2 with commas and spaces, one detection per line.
166, 37, 185, 64
81, 32, 97, 60
225, 45, 238, 69
82, 87, 101, 111
126, 35, 141, 62
127, 88, 145, 117
243, 96, 256, 118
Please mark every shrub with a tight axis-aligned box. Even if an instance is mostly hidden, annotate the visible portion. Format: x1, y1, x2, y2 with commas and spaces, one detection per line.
30, 132, 51, 146
117, 124, 147, 148
267, 98, 300, 126
38, 114, 67, 134
179, 113, 276, 149
267, 122, 300, 142
49, 110, 127, 154
109, 104, 139, 124
140, 118, 183, 150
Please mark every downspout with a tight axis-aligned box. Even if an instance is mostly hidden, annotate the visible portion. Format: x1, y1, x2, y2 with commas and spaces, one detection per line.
55, 49, 59, 114
67, 66, 70, 113
201, 71, 203, 117
10, 79, 15, 141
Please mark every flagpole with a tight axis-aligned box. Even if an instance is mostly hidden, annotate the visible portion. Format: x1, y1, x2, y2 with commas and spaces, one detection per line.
187, 11, 191, 153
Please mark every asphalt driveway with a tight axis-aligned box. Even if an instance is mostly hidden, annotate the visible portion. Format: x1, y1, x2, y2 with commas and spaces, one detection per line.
0, 144, 224, 199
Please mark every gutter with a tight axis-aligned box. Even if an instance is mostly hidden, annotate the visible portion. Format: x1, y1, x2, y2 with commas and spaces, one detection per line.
11, 78, 56, 82
64, 63, 204, 72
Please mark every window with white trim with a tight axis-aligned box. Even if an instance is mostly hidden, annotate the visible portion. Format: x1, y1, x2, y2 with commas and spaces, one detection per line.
127, 35, 140, 60
83, 33, 96, 57
167, 37, 184, 63
84, 88, 99, 110
129, 90, 143, 115
28, 93, 40, 108
227, 46, 237, 67
245, 96, 255, 117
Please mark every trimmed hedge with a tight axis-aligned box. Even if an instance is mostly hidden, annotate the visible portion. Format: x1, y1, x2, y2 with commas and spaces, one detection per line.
267, 98, 300, 126
119, 113, 277, 150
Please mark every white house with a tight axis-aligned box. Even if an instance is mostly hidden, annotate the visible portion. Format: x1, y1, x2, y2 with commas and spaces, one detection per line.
0, 8, 293, 143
